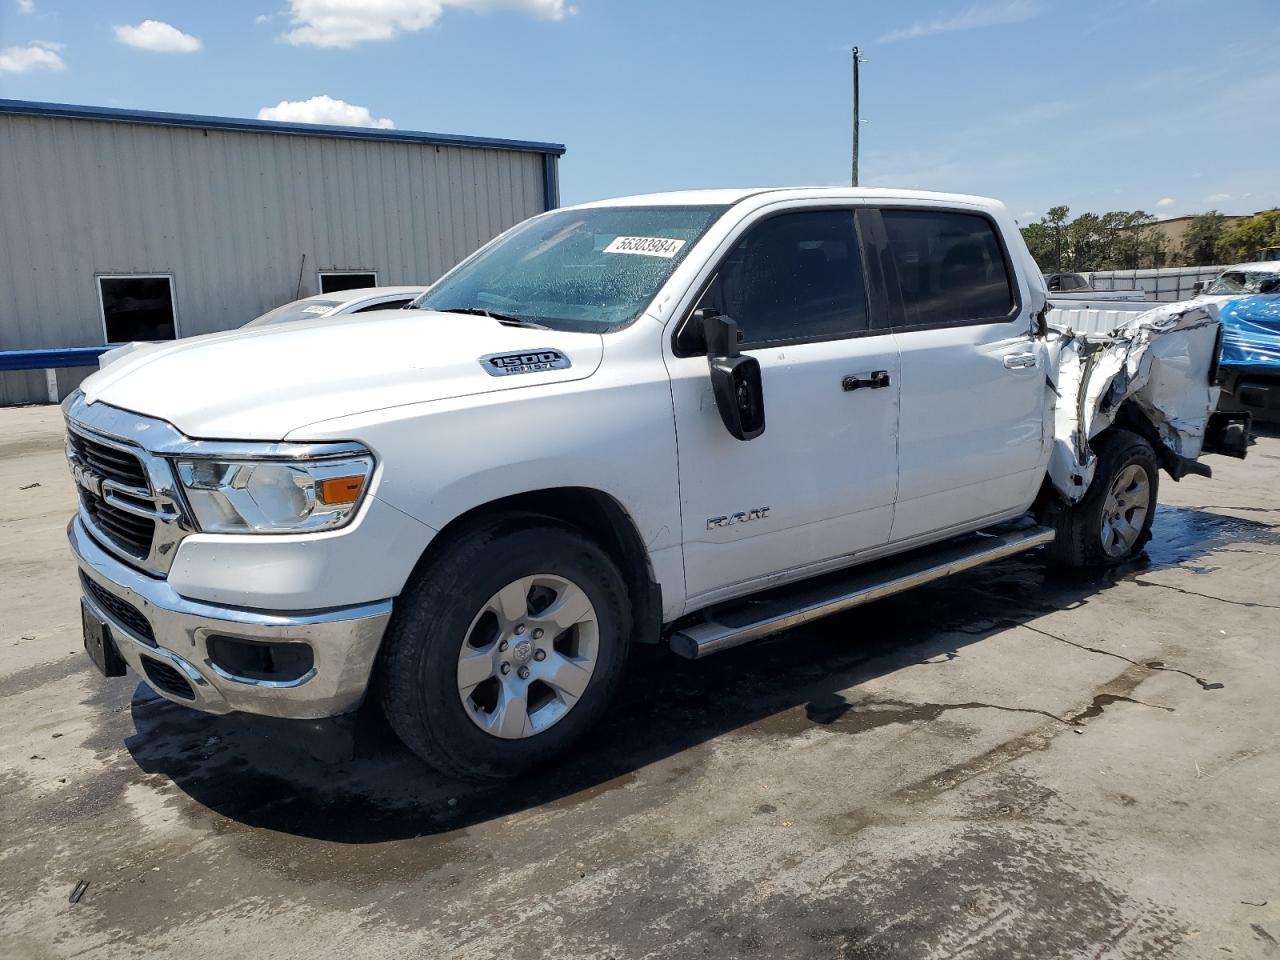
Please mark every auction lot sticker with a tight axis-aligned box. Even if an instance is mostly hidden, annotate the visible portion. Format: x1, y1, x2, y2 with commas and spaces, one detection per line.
604, 236, 686, 258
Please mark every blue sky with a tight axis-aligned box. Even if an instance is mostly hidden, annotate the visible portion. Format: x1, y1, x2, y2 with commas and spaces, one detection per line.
1, 0, 1277, 222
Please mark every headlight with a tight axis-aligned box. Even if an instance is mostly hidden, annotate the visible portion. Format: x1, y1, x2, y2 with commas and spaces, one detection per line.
174, 453, 373, 534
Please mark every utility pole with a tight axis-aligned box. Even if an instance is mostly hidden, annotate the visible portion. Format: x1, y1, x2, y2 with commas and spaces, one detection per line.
851, 46, 861, 187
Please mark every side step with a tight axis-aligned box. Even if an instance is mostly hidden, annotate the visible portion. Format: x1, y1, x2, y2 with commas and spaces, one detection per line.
668, 525, 1055, 660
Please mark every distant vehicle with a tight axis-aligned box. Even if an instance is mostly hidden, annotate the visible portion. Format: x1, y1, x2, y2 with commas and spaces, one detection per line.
1044, 272, 1090, 292
1193, 261, 1280, 299
1203, 265, 1280, 423
242, 286, 428, 328
1044, 272, 1146, 301
98, 286, 428, 368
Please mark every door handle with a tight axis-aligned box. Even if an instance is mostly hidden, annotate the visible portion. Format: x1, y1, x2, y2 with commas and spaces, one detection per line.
842, 370, 891, 392
1003, 352, 1038, 369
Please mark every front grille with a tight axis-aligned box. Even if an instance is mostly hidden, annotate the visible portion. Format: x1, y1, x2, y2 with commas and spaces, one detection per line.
67, 427, 158, 562
67, 431, 148, 489
80, 573, 155, 645
141, 658, 195, 701
80, 491, 155, 560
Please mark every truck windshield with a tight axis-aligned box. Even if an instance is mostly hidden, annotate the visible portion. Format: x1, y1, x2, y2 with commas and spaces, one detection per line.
412, 205, 727, 332
1207, 270, 1280, 295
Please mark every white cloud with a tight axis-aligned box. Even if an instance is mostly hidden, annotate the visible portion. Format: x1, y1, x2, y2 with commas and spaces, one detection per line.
282, 0, 573, 48
1156, 197, 1176, 209
879, 0, 1044, 43
16, 0, 35, 13
255, 13, 275, 24
1205, 192, 1231, 203
1005, 99, 1074, 126
0, 40, 64, 73
113, 20, 202, 53
257, 95, 395, 129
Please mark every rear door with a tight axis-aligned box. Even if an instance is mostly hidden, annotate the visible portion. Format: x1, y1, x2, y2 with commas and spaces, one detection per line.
666, 206, 901, 604
869, 206, 1046, 544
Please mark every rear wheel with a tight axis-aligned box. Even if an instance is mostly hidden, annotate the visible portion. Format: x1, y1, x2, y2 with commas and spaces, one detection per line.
379, 516, 630, 781
1045, 428, 1159, 569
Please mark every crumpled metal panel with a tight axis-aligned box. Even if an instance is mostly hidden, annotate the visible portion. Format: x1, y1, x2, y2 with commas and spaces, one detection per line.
1219, 295, 1280, 368
1046, 302, 1221, 502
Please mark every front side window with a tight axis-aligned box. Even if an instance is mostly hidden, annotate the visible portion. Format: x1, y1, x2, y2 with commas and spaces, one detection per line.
699, 210, 869, 345
413, 205, 726, 332
881, 210, 1015, 326
99, 276, 176, 342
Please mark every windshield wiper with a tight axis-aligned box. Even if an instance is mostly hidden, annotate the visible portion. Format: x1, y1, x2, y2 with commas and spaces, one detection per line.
438, 307, 550, 330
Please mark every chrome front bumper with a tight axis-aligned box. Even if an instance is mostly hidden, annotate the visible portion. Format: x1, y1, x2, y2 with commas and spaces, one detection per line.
69, 516, 393, 719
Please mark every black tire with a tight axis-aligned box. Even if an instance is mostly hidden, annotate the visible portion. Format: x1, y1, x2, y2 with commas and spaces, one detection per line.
378, 514, 631, 781
1045, 428, 1159, 569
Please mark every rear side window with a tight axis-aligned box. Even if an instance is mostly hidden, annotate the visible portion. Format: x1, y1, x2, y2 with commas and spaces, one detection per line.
704, 210, 869, 345
881, 210, 1015, 326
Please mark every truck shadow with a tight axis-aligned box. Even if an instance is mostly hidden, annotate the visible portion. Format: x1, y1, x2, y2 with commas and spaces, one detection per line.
123, 504, 1279, 843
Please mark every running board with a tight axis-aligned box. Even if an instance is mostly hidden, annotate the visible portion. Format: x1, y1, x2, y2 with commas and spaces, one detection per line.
668, 525, 1055, 660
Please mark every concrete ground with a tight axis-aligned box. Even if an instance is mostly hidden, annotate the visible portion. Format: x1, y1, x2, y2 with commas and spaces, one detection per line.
2, 403, 1278, 960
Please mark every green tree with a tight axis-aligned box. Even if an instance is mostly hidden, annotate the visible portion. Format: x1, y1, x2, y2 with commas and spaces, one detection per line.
1045, 205, 1069, 271
1181, 212, 1226, 266
1219, 209, 1280, 262
1066, 212, 1105, 271
1021, 206, 1167, 272
1106, 211, 1159, 269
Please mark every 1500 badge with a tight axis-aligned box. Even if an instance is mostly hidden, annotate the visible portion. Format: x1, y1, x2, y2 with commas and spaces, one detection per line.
707, 507, 770, 530
479, 349, 571, 377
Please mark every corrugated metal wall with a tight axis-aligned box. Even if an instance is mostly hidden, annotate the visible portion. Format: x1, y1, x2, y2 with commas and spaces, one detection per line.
0, 113, 553, 404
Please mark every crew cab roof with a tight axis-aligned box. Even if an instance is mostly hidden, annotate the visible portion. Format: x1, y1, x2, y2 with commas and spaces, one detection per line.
571, 186, 1009, 213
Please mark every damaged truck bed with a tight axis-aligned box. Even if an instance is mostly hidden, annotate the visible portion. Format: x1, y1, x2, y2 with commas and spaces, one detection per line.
1045, 299, 1247, 504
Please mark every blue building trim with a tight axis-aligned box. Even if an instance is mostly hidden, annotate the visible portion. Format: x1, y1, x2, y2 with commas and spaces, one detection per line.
0, 347, 109, 372
542, 153, 560, 211
0, 98, 567, 157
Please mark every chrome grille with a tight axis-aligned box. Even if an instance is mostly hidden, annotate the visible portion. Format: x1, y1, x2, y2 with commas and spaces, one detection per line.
66, 431, 148, 488
80, 493, 155, 560
64, 402, 191, 576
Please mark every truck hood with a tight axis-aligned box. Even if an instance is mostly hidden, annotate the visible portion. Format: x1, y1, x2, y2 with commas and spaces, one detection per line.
79, 310, 604, 440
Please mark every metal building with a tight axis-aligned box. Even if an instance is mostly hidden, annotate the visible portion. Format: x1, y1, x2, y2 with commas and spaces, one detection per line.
0, 99, 565, 404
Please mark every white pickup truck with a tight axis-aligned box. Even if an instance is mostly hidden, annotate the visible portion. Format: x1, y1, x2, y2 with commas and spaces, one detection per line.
65, 188, 1247, 780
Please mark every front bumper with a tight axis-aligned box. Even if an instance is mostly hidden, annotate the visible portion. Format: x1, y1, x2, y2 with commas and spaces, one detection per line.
69, 516, 392, 719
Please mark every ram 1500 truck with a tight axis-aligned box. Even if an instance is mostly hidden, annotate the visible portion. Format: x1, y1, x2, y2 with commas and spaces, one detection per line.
65, 188, 1248, 780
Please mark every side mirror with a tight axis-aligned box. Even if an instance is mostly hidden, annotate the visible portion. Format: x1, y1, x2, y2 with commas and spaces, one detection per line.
1192, 281, 1206, 295
697, 308, 765, 441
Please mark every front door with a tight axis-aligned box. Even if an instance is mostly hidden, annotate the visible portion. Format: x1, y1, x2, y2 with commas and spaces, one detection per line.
666, 207, 902, 606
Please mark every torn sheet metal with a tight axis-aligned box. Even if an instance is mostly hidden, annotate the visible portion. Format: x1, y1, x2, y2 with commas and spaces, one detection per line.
1219, 295, 1280, 368
1045, 301, 1221, 502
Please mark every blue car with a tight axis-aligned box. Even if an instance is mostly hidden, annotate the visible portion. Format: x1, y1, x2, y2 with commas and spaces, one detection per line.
1216, 286, 1280, 421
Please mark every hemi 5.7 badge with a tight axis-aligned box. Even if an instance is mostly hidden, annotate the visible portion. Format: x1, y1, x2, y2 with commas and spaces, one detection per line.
479, 348, 572, 377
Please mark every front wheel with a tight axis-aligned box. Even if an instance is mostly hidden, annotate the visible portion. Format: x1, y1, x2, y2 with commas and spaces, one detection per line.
1045, 428, 1159, 569
379, 516, 631, 781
